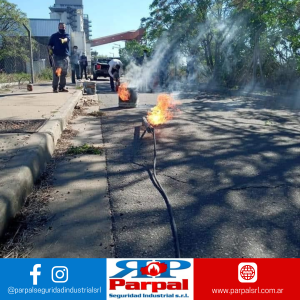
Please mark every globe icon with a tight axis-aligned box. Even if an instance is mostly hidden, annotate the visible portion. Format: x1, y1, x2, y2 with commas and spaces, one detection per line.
240, 265, 255, 280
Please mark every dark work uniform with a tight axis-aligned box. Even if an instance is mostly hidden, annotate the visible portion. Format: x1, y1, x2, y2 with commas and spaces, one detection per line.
48, 32, 70, 90
80, 55, 88, 80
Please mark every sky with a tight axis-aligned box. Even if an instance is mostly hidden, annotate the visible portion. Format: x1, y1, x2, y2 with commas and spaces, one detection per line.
9, 0, 152, 56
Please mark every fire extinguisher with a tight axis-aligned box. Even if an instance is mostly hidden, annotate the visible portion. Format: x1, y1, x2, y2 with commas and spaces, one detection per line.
115, 79, 120, 92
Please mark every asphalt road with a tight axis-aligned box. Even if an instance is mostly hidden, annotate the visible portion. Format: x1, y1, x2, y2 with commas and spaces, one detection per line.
98, 79, 300, 258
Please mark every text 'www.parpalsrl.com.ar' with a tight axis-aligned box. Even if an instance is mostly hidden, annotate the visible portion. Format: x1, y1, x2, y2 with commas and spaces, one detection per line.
7, 286, 101, 295
212, 287, 284, 295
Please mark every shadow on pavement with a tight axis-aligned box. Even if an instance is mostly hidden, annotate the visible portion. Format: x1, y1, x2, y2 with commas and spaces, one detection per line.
96, 82, 112, 94
2, 89, 300, 258
100, 91, 300, 258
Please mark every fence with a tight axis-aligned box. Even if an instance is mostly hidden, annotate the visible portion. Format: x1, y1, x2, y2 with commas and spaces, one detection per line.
0, 29, 51, 84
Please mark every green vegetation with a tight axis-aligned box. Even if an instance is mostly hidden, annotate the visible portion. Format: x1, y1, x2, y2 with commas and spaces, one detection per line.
0, 88, 10, 93
0, 0, 29, 62
67, 144, 103, 155
138, 0, 300, 89
0, 69, 53, 84
88, 111, 106, 117
0, 72, 30, 84
91, 51, 99, 57
91, 51, 108, 60
119, 40, 151, 68
265, 120, 275, 126
36, 68, 53, 81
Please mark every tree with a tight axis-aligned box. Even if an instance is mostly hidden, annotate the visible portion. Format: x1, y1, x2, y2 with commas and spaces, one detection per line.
91, 51, 99, 57
0, 0, 29, 65
143, 0, 300, 89
119, 40, 151, 67
232, 0, 299, 84
144, 1, 233, 81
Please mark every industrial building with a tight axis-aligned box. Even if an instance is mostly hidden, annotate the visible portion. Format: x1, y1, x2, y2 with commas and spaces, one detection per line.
30, 0, 92, 67
1, 0, 144, 75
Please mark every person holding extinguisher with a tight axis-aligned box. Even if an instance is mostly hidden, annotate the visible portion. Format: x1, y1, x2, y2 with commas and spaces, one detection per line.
108, 58, 123, 92
48, 22, 70, 93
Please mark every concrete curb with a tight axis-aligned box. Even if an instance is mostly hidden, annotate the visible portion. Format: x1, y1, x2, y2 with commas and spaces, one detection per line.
0, 90, 82, 237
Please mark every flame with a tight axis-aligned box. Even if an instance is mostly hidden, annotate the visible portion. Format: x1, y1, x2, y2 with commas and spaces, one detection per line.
56, 67, 62, 77
147, 94, 176, 126
118, 83, 131, 101
148, 264, 160, 276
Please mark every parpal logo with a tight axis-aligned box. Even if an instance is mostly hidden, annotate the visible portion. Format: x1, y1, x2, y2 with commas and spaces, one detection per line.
108, 259, 193, 295
141, 262, 167, 276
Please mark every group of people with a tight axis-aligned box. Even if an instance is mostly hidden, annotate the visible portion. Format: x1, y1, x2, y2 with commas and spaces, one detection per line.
48, 22, 123, 93
69, 45, 89, 83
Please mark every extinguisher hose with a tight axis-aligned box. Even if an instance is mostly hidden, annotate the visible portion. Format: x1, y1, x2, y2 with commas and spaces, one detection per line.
151, 129, 181, 258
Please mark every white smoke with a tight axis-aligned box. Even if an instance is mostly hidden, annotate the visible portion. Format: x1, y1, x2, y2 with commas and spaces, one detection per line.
121, 15, 261, 93
124, 33, 173, 92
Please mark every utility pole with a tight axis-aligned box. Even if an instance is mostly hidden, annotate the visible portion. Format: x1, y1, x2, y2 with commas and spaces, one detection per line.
23, 24, 34, 84
112, 44, 121, 58
113, 44, 121, 50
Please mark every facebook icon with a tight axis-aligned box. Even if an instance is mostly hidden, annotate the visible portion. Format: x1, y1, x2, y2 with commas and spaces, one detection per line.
30, 264, 41, 285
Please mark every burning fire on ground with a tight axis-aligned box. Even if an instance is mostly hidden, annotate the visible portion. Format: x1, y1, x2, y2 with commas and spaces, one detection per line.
147, 94, 178, 126
118, 83, 131, 101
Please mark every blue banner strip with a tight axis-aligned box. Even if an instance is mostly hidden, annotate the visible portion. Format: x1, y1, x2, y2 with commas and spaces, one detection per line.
0, 259, 107, 299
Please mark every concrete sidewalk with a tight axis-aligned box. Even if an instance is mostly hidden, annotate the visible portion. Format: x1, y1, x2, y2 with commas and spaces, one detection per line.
0, 83, 82, 237
0, 83, 78, 120
28, 101, 112, 258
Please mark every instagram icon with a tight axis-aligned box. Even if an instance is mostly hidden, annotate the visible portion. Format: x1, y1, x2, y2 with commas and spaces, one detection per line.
52, 266, 68, 283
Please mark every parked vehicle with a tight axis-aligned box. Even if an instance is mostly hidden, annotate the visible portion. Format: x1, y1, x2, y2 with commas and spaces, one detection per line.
92, 57, 121, 80
92, 59, 109, 80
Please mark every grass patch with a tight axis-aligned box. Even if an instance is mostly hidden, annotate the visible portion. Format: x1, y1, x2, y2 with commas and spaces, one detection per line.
36, 68, 53, 81
0, 69, 56, 85
0, 69, 54, 84
67, 144, 103, 155
76, 86, 83, 90
265, 120, 275, 126
0, 73, 31, 84
0, 88, 11, 93
88, 111, 105, 117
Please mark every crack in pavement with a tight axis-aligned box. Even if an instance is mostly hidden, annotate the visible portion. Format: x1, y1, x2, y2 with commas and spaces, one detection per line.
131, 162, 191, 185
161, 174, 190, 185
217, 184, 300, 192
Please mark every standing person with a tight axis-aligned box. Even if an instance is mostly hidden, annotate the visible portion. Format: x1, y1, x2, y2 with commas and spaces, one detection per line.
80, 52, 88, 80
70, 46, 80, 84
48, 22, 70, 93
108, 58, 123, 92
